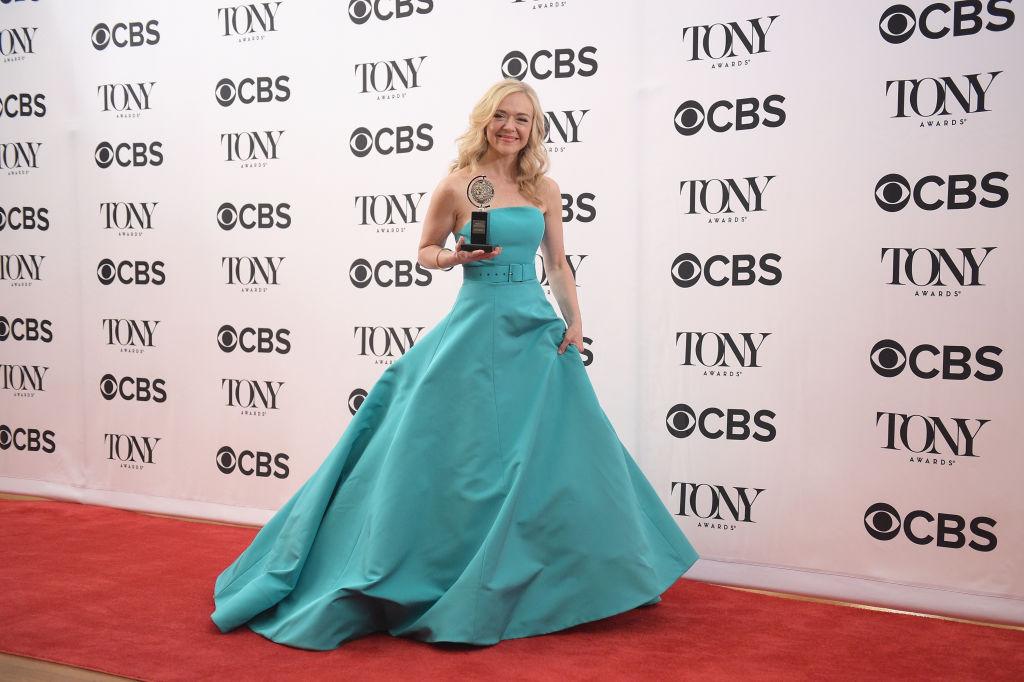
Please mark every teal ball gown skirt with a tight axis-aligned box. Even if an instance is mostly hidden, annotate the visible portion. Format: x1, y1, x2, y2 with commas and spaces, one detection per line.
210, 206, 699, 649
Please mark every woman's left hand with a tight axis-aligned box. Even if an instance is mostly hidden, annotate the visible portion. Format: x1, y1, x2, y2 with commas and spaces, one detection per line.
558, 322, 583, 355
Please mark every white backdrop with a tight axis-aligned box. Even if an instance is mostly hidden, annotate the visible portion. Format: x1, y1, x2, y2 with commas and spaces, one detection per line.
1, 0, 1021, 625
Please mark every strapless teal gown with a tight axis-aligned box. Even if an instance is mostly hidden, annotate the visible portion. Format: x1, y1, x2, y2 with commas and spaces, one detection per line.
210, 206, 699, 650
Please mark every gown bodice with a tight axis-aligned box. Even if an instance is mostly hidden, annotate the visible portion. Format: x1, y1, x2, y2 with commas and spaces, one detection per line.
455, 205, 545, 265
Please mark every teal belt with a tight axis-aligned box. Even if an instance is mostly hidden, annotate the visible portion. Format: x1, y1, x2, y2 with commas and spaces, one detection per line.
462, 262, 537, 283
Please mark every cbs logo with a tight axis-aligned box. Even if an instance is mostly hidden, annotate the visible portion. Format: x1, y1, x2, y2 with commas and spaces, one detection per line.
674, 96, 785, 136
216, 324, 291, 354
348, 0, 433, 24
96, 259, 166, 285
671, 253, 782, 288
874, 172, 1008, 212
99, 374, 167, 402
94, 141, 164, 169
878, 1, 1014, 44
0, 424, 56, 453
666, 404, 776, 442
91, 20, 159, 50
215, 76, 290, 106
349, 259, 430, 288
350, 125, 433, 157
864, 502, 996, 551
870, 339, 1002, 381
216, 446, 289, 478
501, 47, 598, 80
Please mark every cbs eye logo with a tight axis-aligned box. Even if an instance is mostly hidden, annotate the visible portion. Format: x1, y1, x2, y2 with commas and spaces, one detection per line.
217, 203, 241, 230
94, 142, 115, 168
348, 388, 367, 415
674, 100, 705, 136
501, 51, 529, 80
215, 79, 237, 106
879, 4, 918, 43
666, 404, 698, 438
875, 174, 912, 212
350, 127, 372, 157
864, 502, 902, 540
91, 23, 112, 49
870, 339, 913, 378
672, 253, 701, 287
350, 259, 373, 288
349, 0, 372, 23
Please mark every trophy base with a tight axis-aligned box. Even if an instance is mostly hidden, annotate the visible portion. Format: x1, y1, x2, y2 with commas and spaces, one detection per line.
462, 243, 495, 253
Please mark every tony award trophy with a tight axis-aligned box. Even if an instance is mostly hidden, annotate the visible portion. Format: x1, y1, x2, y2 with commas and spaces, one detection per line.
464, 175, 496, 253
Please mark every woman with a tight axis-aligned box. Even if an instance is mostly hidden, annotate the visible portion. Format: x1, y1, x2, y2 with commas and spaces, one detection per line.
210, 79, 698, 650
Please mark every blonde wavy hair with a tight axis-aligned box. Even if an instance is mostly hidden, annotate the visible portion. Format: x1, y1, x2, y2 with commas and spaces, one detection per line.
448, 79, 550, 207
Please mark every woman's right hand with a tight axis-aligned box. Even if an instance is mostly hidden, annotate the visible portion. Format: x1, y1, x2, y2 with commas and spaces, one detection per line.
448, 237, 502, 266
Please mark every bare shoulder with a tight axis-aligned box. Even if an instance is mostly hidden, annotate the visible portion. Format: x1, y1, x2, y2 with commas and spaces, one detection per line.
446, 166, 473, 189
437, 169, 461, 194
432, 170, 465, 207
540, 174, 560, 193
539, 174, 561, 212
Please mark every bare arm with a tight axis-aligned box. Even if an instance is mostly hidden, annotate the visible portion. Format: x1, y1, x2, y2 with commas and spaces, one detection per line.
417, 179, 459, 269
539, 177, 581, 330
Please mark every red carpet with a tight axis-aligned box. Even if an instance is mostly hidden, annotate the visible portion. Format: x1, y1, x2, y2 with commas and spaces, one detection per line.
0, 499, 1020, 681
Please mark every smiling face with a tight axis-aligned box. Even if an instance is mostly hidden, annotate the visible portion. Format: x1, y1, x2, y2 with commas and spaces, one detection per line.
485, 92, 533, 156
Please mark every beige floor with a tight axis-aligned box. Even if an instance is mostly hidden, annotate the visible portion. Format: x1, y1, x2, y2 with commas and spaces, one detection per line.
0, 652, 134, 681
1, 492, 1019, 679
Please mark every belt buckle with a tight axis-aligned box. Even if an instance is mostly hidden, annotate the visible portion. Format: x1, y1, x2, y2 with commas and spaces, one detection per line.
508, 263, 523, 282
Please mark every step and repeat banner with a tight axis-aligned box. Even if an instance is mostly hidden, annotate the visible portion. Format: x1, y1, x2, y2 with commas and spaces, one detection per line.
2, 1, 1021, 623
